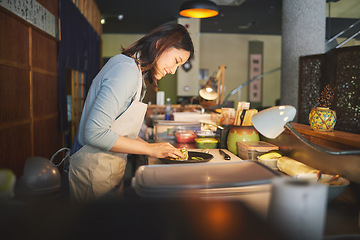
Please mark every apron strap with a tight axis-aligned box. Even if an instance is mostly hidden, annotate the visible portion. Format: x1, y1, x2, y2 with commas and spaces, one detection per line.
50, 148, 71, 167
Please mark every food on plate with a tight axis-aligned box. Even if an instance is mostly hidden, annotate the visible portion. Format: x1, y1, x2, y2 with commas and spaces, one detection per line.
167, 148, 206, 161
169, 147, 189, 161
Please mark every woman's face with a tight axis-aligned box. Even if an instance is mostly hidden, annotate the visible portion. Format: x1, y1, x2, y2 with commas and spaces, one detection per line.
154, 47, 190, 80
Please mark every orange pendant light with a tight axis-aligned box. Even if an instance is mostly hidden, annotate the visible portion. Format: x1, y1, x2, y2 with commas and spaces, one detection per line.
179, 0, 219, 18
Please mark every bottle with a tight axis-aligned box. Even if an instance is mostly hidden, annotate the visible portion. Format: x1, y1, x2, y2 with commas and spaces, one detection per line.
165, 98, 172, 120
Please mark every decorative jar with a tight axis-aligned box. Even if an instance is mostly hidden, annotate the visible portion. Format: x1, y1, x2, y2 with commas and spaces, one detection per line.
226, 126, 260, 155
309, 107, 336, 131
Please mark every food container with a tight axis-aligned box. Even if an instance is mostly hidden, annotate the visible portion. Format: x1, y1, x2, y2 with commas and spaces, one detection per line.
236, 141, 279, 160
195, 138, 218, 149
196, 130, 216, 138
154, 120, 201, 140
175, 130, 197, 143
220, 108, 235, 126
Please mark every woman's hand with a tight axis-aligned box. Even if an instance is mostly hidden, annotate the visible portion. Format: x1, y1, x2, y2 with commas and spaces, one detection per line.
110, 135, 182, 158
148, 142, 182, 159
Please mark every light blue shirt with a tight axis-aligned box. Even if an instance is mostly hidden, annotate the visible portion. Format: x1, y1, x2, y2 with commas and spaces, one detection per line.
74, 54, 144, 152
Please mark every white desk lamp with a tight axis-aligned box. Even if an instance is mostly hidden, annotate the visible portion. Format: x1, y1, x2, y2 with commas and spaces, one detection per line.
252, 105, 360, 155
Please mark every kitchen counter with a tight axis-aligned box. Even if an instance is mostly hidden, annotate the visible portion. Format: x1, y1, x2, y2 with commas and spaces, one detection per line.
143, 149, 274, 218
140, 148, 360, 238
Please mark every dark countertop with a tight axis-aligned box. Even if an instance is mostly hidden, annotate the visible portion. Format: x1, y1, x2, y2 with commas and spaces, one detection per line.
128, 142, 360, 238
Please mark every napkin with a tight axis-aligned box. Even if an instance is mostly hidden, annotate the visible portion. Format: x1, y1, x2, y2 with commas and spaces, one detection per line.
268, 177, 328, 240
277, 157, 318, 177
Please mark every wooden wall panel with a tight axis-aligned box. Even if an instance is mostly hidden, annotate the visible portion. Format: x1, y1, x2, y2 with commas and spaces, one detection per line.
0, 11, 29, 65
33, 117, 63, 160
0, 0, 100, 180
0, 5, 62, 179
32, 30, 58, 73
0, 66, 30, 123
0, 124, 32, 177
33, 73, 58, 117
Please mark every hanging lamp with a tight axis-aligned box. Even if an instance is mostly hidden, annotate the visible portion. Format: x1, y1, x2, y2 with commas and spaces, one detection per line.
179, 0, 219, 18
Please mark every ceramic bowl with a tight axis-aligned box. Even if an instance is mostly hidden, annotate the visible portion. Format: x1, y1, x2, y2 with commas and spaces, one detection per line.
295, 173, 350, 201
257, 156, 279, 170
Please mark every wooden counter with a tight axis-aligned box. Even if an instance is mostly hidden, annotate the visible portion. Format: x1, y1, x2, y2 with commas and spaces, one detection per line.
290, 122, 360, 149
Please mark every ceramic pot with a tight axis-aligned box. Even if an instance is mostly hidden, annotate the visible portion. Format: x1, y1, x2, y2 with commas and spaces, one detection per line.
309, 107, 336, 131
226, 126, 260, 155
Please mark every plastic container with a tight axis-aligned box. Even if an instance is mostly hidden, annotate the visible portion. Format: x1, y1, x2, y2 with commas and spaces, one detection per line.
236, 141, 279, 160
154, 120, 201, 140
132, 161, 280, 199
175, 130, 197, 143
195, 138, 218, 149
196, 130, 216, 138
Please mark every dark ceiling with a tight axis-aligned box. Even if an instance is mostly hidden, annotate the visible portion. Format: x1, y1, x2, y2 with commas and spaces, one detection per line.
94, 0, 360, 40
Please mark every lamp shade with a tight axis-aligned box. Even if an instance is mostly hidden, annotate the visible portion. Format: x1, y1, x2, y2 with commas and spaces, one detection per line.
199, 86, 218, 100
180, 0, 219, 18
252, 105, 296, 139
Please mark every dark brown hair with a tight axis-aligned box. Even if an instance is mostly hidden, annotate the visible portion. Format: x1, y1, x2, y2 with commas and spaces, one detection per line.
122, 22, 194, 91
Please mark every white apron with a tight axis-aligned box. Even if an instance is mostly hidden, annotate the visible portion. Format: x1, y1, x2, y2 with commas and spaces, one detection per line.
69, 68, 147, 201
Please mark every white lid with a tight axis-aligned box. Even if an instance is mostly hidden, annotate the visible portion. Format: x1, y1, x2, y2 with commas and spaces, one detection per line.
132, 161, 279, 197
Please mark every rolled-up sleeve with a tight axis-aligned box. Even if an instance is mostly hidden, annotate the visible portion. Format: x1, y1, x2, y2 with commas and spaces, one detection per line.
83, 62, 139, 150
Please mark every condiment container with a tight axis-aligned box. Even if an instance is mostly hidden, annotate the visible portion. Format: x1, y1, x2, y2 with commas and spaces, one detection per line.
220, 108, 235, 126
196, 130, 216, 138
175, 130, 197, 143
236, 141, 279, 160
195, 138, 218, 149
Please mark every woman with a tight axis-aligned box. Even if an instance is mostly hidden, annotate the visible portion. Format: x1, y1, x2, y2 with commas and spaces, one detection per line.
62, 23, 194, 201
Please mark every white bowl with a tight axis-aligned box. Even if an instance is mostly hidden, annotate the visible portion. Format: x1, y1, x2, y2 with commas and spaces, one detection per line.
257, 156, 279, 170
295, 173, 350, 201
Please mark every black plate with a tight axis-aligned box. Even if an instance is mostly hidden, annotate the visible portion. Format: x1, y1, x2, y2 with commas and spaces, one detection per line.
159, 151, 213, 164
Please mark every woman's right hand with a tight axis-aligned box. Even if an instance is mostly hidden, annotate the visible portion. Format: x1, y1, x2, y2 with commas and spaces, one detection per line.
147, 142, 182, 159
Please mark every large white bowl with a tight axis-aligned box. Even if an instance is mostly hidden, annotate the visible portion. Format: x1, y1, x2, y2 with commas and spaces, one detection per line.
295, 173, 350, 201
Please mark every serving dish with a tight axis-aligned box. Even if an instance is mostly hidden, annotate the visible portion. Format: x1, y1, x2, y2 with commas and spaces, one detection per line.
158, 151, 213, 164
295, 173, 350, 201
